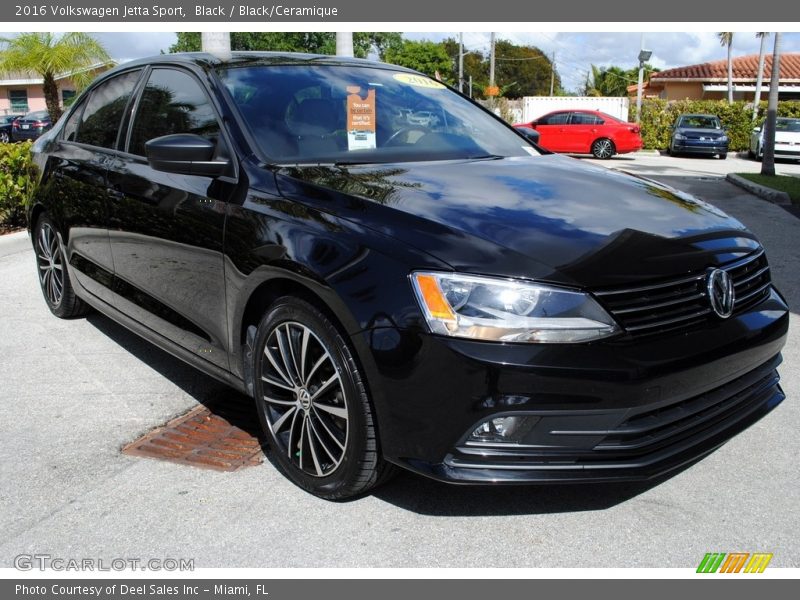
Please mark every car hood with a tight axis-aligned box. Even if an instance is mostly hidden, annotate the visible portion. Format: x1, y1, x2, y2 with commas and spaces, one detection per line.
775, 130, 800, 143
675, 128, 726, 137
274, 154, 759, 288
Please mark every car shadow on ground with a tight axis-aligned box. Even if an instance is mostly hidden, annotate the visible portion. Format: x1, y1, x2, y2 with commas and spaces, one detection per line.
85, 313, 266, 445
370, 463, 697, 516
86, 311, 694, 515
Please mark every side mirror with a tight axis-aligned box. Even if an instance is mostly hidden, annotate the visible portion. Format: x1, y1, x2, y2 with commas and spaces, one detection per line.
145, 133, 230, 178
516, 126, 540, 144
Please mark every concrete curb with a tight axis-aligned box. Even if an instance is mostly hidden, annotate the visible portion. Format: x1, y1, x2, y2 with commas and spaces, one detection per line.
635, 149, 661, 156
725, 173, 792, 206
0, 229, 30, 258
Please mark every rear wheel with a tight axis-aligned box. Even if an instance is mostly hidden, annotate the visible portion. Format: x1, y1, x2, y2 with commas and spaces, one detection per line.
591, 138, 615, 159
34, 214, 89, 319
253, 297, 394, 499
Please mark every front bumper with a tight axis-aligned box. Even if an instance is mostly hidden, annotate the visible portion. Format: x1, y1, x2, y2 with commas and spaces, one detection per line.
673, 140, 728, 155
357, 288, 788, 484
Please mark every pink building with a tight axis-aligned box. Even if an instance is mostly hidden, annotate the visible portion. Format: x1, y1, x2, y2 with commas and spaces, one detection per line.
0, 61, 115, 116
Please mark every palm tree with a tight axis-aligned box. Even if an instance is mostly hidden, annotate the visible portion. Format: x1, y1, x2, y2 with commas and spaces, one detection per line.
718, 32, 734, 104
0, 33, 110, 122
761, 33, 782, 177
753, 33, 769, 122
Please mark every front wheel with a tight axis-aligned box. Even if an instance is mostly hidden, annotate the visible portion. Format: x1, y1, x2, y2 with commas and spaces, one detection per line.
253, 297, 394, 499
34, 214, 90, 319
591, 138, 615, 159
718, 153, 727, 160
0, 131, 9, 143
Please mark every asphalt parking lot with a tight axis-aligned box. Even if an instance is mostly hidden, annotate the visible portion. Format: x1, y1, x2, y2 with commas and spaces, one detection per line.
0, 153, 798, 569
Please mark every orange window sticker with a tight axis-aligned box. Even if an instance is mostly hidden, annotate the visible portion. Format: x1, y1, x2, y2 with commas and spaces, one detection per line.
346, 86, 377, 151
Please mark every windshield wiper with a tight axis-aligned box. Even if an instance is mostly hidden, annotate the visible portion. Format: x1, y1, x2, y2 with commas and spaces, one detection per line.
465, 154, 504, 160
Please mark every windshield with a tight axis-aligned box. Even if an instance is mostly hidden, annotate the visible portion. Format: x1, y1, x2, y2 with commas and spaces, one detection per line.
777, 118, 800, 132
218, 64, 534, 164
678, 115, 721, 129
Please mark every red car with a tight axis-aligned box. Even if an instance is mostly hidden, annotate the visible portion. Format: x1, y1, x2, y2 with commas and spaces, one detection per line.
515, 109, 642, 159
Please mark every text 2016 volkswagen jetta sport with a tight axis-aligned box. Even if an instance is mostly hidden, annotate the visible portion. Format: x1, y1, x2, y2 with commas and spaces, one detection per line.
28, 53, 788, 499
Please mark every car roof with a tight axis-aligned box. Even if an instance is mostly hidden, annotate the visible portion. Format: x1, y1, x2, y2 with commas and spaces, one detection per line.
678, 113, 720, 118
102, 51, 418, 77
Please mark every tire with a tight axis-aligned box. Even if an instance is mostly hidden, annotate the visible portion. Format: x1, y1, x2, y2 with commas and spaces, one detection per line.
591, 138, 615, 159
252, 297, 394, 500
33, 214, 90, 319
748, 147, 755, 159
0, 131, 9, 143
718, 153, 727, 160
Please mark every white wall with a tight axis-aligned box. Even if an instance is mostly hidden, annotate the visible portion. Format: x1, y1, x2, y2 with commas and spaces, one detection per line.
522, 96, 630, 123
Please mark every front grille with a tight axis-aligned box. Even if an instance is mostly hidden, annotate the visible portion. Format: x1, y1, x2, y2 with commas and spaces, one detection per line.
594, 250, 771, 336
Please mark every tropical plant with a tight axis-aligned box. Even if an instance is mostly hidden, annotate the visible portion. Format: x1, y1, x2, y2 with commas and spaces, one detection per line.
762, 33, 782, 176
718, 32, 734, 104
753, 33, 769, 122
0, 33, 110, 122
0, 141, 37, 229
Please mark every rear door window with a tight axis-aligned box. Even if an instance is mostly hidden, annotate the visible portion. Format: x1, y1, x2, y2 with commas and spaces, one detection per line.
74, 70, 142, 149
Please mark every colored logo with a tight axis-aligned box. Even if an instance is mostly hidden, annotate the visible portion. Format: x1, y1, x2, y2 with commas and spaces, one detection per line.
707, 268, 735, 318
697, 552, 773, 573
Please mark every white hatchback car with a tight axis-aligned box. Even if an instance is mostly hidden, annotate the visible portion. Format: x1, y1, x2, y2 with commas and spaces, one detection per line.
749, 117, 800, 161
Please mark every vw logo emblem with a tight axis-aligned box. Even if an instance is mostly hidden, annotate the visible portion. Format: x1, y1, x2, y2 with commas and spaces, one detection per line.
707, 269, 735, 318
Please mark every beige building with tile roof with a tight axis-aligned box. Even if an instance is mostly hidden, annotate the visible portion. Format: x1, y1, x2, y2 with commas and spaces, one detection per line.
628, 53, 800, 101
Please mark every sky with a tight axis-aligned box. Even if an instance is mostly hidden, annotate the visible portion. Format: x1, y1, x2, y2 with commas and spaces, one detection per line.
81, 31, 800, 93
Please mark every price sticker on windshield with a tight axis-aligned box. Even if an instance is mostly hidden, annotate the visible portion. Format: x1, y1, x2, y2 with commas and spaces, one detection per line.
346, 86, 377, 151
393, 73, 446, 89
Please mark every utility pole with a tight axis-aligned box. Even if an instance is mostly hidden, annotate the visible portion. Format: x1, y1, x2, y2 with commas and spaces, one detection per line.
550, 51, 555, 96
336, 32, 354, 57
635, 35, 652, 124
489, 32, 496, 88
201, 32, 231, 60
469, 75, 473, 98
458, 33, 464, 93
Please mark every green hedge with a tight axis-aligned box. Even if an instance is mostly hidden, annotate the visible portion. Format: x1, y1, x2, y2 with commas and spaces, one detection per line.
632, 99, 800, 151
0, 142, 36, 229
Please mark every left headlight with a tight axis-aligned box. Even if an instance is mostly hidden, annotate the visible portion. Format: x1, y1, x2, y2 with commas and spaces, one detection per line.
410, 272, 620, 343
719, 135, 729, 142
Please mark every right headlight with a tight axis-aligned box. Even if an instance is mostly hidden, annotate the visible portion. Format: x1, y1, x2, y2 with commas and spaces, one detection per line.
410, 272, 620, 343
674, 133, 687, 140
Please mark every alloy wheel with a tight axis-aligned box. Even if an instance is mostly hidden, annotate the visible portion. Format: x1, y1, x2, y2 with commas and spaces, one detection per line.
260, 321, 348, 477
36, 222, 64, 306
592, 139, 614, 159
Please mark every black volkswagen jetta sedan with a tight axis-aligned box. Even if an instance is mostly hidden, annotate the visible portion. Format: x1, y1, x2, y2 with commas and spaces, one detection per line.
28, 53, 788, 499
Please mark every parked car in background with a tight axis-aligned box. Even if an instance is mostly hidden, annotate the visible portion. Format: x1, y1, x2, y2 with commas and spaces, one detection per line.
0, 114, 23, 143
749, 117, 800, 162
514, 109, 642, 159
668, 114, 728, 159
407, 110, 439, 127
28, 53, 788, 500
12, 110, 52, 141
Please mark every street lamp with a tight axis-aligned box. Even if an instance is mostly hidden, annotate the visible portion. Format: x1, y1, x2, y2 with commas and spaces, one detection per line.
636, 49, 653, 124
